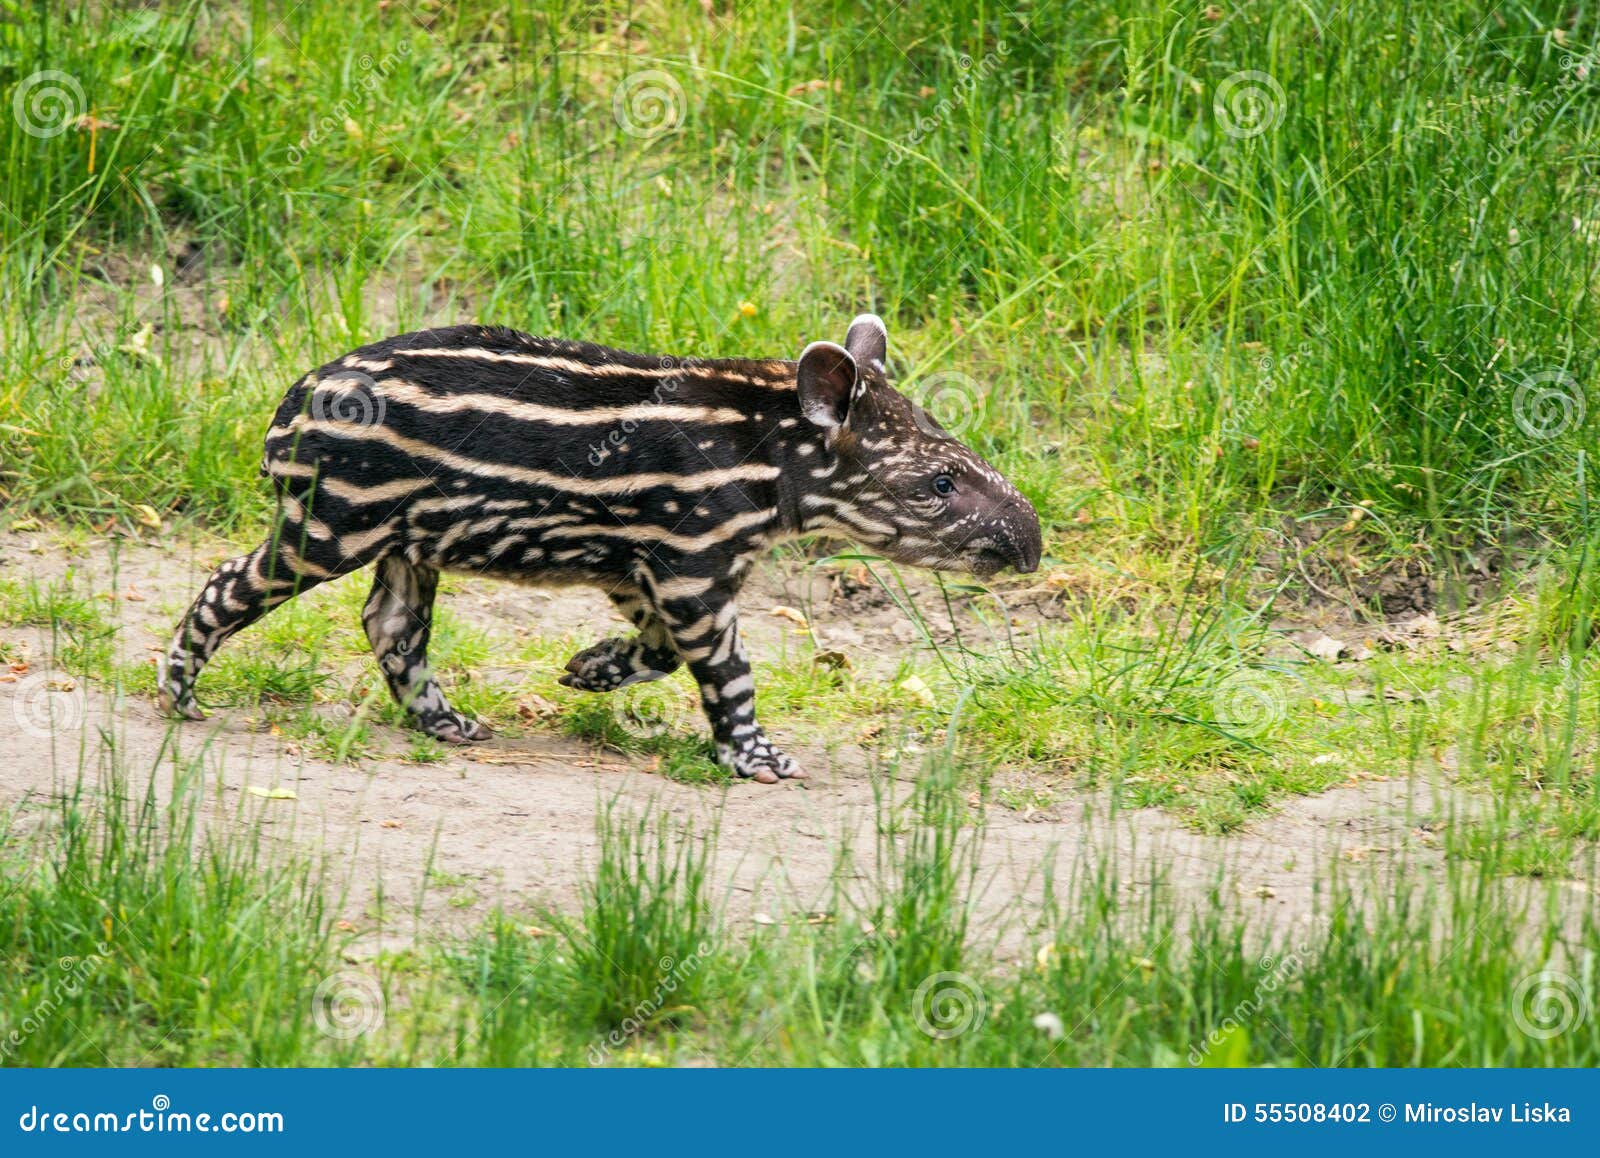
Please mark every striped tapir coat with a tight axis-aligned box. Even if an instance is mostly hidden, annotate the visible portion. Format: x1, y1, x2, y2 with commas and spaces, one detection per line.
159, 315, 1042, 783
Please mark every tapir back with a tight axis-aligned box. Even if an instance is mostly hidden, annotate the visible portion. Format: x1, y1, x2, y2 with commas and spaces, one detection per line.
261, 324, 793, 579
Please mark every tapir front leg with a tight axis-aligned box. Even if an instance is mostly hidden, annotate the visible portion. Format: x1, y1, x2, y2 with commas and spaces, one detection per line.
654, 590, 801, 783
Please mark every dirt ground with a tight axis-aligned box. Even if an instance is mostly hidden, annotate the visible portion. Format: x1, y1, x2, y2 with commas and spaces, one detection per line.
0, 527, 1471, 953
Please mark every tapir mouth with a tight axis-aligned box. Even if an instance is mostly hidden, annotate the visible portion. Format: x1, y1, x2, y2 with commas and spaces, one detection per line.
969, 547, 1011, 577
966, 529, 1041, 577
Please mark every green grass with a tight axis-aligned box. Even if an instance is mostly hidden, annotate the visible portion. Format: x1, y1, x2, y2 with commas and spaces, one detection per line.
4, 750, 1597, 1067
3, 1, 1598, 795
0, 765, 339, 1065
3, 0, 1600, 1066
2, 1, 1595, 547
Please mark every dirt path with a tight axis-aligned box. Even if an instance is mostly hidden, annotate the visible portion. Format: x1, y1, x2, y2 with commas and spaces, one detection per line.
5, 685, 1456, 948
0, 527, 1464, 950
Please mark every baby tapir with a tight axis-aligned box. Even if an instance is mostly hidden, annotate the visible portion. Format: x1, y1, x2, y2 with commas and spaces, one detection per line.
159, 315, 1042, 782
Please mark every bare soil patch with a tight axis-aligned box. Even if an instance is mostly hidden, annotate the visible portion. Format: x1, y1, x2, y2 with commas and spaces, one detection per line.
1, 528, 1467, 949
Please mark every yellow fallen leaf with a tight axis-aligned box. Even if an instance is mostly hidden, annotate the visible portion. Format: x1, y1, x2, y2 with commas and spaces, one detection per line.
896, 673, 937, 708
131, 503, 163, 531
1305, 634, 1347, 662
245, 785, 297, 800
768, 606, 811, 632
118, 323, 157, 362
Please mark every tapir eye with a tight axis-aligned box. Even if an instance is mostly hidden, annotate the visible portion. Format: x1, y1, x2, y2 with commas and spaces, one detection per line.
932, 474, 956, 496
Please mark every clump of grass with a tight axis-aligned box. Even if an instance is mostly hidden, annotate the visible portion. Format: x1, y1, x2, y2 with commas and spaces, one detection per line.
556, 806, 719, 1033
0, 761, 339, 1065
0, 573, 118, 678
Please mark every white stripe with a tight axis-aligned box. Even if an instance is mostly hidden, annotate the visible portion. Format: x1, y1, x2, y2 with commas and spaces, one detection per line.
541, 508, 774, 553
337, 521, 398, 556
346, 375, 749, 426
653, 575, 716, 600
321, 475, 432, 504
265, 458, 317, 481
269, 417, 780, 496
411, 494, 484, 516
395, 347, 792, 389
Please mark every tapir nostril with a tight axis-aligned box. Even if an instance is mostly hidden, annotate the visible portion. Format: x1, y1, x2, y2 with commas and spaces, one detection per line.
1009, 537, 1040, 575
1007, 497, 1043, 574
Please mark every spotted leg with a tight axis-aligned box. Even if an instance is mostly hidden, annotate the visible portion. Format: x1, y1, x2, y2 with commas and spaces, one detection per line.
361, 555, 489, 744
655, 591, 801, 784
159, 536, 341, 719
558, 592, 682, 692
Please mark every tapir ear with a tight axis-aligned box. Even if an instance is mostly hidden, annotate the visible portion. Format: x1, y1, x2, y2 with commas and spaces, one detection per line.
795, 340, 858, 431
844, 313, 888, 372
